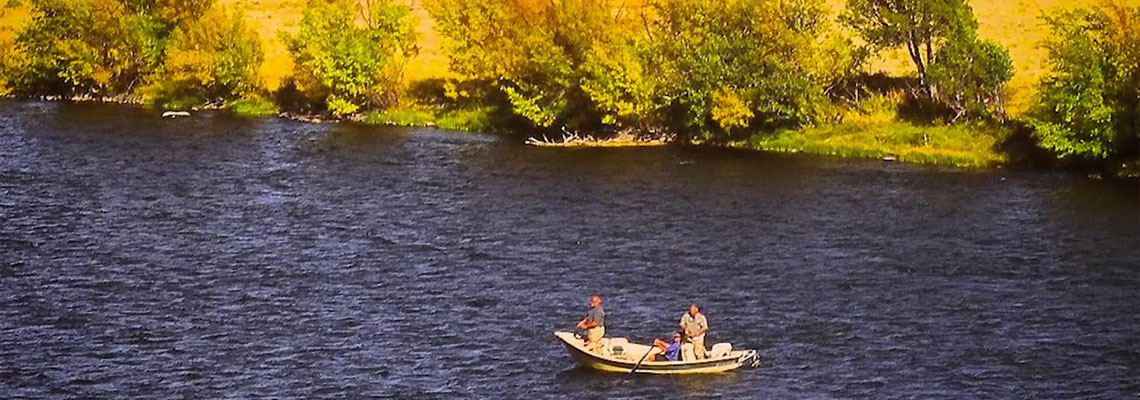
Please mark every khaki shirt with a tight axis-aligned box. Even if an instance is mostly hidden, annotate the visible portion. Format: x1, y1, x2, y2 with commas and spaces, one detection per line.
680, 312, 708, 339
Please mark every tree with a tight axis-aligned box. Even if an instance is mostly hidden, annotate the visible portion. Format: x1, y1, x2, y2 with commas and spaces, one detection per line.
646, 0, 830, 138
927, 35, 1013, 120
146, 3, 263, 108
1029, 3, 1139, 161
426, 0, 649, 130
7, 0, 220, 98
283, 0, 418, 115
841, 0, 976, 93
11, 0, 156, 96
427, 0, 837, 138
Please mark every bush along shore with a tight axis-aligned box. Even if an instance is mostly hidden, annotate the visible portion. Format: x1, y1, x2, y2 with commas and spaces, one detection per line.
0, 0, 1136, 176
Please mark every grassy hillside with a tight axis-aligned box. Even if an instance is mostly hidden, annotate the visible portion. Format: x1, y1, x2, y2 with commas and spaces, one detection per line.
4, 0, 1136, 114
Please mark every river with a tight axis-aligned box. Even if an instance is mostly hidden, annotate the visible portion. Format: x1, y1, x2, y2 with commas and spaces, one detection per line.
1, 101, 1138, 399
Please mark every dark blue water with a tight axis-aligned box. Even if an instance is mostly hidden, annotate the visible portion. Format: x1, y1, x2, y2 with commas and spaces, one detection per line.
1, 101, 1138, 399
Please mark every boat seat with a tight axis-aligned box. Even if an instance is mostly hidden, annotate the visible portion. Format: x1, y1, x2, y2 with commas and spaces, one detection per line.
709, 343, 732, 358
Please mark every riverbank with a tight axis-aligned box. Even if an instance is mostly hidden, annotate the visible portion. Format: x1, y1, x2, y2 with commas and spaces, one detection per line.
348, 103, 1000, 167
2, 97, 1123, 175
0, 96, 1010, 169
361, 104, 1008, 167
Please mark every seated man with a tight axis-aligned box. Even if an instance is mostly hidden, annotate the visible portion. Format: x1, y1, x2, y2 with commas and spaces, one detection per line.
651, 332, 684, 362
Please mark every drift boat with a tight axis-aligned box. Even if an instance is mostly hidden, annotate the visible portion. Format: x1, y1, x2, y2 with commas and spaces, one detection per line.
554, 331, 760, 374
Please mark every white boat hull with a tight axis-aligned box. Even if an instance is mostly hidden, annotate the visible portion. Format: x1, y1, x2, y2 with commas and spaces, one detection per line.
554, 331, 759, 374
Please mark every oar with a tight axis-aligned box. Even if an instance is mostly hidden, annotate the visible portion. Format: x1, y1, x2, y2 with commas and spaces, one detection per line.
628, 346, 656, 374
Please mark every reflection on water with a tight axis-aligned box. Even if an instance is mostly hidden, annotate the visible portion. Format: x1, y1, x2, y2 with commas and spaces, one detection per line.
0, 100, 1137, 399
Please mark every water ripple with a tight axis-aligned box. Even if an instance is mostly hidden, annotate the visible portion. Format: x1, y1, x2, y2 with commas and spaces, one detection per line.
0, 101, 1138, 399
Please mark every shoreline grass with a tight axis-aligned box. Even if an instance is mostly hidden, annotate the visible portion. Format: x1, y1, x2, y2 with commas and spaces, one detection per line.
730, 120, 1008, 167
359, 106, 496, 132
225, 97, 278, 117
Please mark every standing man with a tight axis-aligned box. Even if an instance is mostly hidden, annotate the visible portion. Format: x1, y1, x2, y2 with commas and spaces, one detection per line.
679, 303, 708, 359
577, 296, 605, 353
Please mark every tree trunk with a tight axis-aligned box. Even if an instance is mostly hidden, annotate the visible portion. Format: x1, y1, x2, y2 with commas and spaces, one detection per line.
906, 34, 928, 96
925, 34, 936, 99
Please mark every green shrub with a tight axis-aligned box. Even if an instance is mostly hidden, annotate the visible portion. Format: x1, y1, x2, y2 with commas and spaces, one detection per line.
325, 94, 360, 116
225, 97, 277, 117
857, 93, 902, 116
282, 0, 418, 114
1029, 3, 1139, 161
928, 35, 1014, 120
145, 4, 262, 108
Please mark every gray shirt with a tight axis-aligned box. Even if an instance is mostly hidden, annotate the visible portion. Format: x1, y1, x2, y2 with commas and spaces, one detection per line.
585, 306, 605, 328
680, 312, 708, 339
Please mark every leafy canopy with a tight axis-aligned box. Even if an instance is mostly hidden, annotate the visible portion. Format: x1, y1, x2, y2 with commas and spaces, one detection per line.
283, 0, 419, 114
927, 36, 1013, 119
647, 0, 832, 137
1029, 3, 1139, 160
8, 0, 220, 98
841, 0, 977, 89
428, 0, 837, 139
12, 0, 157, 96
147, 4, 263, 107
427, 0, 647, 130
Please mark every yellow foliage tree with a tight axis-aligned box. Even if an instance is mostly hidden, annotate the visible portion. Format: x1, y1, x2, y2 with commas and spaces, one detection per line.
146, 3, 263, 108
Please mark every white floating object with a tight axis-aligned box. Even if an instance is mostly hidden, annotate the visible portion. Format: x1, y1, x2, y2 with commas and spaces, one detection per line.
882, 155, 898, 162
162, 111, 191, 118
